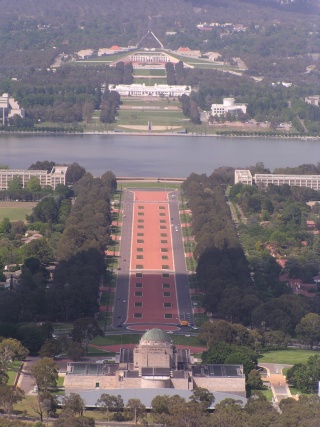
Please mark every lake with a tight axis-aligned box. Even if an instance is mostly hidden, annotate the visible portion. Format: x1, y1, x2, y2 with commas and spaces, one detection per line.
0, 134, 319, 177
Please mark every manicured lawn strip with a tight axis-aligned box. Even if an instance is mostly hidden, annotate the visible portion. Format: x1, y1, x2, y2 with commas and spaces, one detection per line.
186, 257, 197, 271
133, 78, 167, 85
171, 335, 202, 347
180, 213, 191, 223
133, 69, 166, 76
182, 226, 192, 238
91, 334, 141, 346
259, 349, 320, 364
7, 361, 22, 385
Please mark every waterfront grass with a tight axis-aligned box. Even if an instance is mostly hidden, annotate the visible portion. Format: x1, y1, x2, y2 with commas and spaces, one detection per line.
116, 108, 184, 127
0, 202, 37, 222
259, 349, 320, 365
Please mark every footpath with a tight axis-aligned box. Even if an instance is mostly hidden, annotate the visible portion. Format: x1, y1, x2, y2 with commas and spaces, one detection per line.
259, 362, 294, 403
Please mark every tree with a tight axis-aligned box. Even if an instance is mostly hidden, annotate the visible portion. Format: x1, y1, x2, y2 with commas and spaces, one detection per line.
296, 313, 320, 349
61, 393, 85, 416
96, 393, 124, 420
25, 177, 41, 192
31, 391, 58, 423
0, 385, 25, 414
190, 387, 215, 408
30, 358, 58, 392
286, 355, 320, 393
247, 369, 263, 391
66, 163, 86, 185
0, 338, 29, 373
7, 176, 22, 191
67, 342, 85, 361
29, 161, 55, 172
125, 398, 146, 424
71, 318, 103, 354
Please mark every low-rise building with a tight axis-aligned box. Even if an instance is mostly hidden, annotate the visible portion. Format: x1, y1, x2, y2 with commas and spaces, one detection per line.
0, 93, 25, 125
211, 98, 247, 117
108, 83, 192, 98
0, 165, 68, 190
64, 328, 246, 402
234, 170, 320, 190
234, 170, 253, 185
305, 96, 320, 106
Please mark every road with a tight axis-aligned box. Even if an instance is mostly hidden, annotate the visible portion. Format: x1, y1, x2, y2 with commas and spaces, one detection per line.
169, 190, 194, 325
112, 190, 133, 327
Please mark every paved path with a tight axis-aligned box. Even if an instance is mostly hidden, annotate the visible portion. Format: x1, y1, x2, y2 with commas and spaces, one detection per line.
259, 362, 293, 402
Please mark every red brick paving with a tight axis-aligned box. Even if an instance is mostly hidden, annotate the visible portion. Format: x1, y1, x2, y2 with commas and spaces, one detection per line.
125, 190, 180, 329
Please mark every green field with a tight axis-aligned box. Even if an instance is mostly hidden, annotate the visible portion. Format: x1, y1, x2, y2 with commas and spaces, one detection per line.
133, 68, 166, 76
116, 108, 185, 127
258, 349, 320, 365
133, 77, 168, 85
0, 202, 37, 222
7, 361, 22, 385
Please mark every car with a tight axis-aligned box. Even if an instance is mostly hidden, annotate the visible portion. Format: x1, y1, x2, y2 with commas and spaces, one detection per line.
123, 300, 126, 303
192, 326, 199, 330
167, 331, 173, 334
117, 324, 122, 327
117, 267, 121, 270
117, 315, 121, 318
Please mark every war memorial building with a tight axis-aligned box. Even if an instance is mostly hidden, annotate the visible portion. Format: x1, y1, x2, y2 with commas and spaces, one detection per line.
64, 329, 246, 408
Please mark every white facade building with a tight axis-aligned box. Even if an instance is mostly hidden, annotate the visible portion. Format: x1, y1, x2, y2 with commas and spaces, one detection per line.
0, 93, 25, 125
211, 97, 246, 117
130, 52, 169, 63
234, 170, 253, 185
0, 166, 68, 190
234, 170, 320, 190
255, 174, 320, 190
108, 83, 192, 97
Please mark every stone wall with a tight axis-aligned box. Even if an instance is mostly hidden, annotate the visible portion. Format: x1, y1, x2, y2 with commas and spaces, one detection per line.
193, 377, 246, 397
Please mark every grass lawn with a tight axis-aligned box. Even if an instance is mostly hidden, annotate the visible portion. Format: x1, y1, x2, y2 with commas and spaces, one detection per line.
0, 202, 37, 222
253, 387, 273, 401
117, 108, 184, 126
259, 349, 320, 365
133, 77, 167, 85
133, 69, 166, 76
7, 361, 22, 385
91, 334, 141, 346
14, 395, 40, 418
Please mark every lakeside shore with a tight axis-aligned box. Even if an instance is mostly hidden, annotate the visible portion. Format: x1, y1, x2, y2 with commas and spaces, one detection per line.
0, 130, 319, 140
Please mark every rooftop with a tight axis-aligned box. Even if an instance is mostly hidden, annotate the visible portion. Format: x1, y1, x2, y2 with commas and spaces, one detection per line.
141, 328, 172, 343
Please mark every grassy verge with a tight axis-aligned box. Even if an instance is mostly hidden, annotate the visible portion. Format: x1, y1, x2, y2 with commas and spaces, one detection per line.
7, 361, 22, 385
259, 348, 320, 364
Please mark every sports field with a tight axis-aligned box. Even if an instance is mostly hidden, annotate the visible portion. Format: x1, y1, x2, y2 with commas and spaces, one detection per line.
0, 202, 37, 222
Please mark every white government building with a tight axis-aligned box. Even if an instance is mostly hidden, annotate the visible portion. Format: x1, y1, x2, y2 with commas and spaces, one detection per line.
235, 170, 320, 190
211, 97, 246, 117
0, 166, 68, 190
108, 83, 192, 97
0, 93, 25, 125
